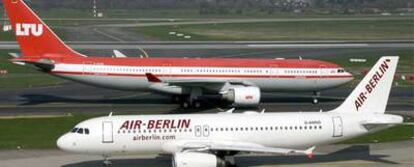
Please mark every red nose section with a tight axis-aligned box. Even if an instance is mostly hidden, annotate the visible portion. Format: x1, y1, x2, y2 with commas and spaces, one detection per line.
3, 0, 83, 59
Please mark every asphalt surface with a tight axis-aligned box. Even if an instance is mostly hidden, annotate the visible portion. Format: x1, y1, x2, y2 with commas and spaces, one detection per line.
0, 140, 413, 167
0, 80, 412, 115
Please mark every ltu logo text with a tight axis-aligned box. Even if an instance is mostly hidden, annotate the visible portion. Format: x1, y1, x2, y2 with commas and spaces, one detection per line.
16, 23, 43, 37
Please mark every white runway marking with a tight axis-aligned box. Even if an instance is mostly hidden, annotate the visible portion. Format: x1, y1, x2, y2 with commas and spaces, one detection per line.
247, 44, 369, 48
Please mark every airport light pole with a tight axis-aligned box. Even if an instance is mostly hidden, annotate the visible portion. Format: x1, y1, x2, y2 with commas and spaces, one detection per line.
93, 0, 97, 17
2, 8, 11, 32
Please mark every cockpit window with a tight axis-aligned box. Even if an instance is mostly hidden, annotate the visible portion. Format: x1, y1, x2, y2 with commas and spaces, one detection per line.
71, 127, 90, 135
337, 69, 345, 73
78, 128, 84, 134
71, 128, 78, 133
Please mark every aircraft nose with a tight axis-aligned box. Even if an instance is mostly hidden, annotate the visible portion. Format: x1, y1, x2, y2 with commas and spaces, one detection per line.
347, 72, 354, 82
57, 134, 73, 152
343, 72, 354, 84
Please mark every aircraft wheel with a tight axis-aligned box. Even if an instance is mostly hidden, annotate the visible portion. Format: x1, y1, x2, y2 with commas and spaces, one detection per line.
171, 95, 181, 103
312, 98, 319, 104
312, 91, 320, 104
193, 101, 202, 108
181, 101, 190, 108
102, 156, 112, 167
103, 161, 112, 167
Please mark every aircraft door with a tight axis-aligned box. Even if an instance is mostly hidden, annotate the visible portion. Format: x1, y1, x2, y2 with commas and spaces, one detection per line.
195, 125, 210, 137
318, 65, 329, 87
82, 61, 96, 75
162, 63, 171, 78
195, 125, 202, 137
332, 116, 343, 137
102, 121, 114, 143
319, 65, 329, 76
269, 65, 278, 78
203, 125, 210, 137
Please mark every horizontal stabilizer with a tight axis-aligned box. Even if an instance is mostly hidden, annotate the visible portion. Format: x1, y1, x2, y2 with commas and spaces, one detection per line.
8, 53, 20, 58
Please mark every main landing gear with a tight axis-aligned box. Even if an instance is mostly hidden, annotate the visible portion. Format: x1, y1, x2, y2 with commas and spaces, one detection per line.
181, 97, 202, 109
173, 88, 204, 109
312, 91, 320, 104
171, 95, 203, 109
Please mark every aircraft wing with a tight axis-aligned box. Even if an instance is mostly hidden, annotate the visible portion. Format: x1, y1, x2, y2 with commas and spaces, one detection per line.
166, 140, 315, 157
166, 79, 248, 87
145, 73, 254, 87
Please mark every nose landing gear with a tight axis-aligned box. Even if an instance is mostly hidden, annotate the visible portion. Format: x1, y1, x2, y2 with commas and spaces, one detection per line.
312, 91, 320, 104
102, 155, 112, 167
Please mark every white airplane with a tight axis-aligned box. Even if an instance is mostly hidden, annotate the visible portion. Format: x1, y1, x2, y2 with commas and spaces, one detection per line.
3, 0, 353, 108
57, 56, 403, 167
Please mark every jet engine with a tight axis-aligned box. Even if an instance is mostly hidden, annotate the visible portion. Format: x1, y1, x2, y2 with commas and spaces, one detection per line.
222, 86, 261, 107
172, 152, 226, 167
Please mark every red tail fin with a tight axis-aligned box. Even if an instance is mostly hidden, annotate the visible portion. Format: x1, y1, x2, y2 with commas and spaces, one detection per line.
3, 0, 84, 59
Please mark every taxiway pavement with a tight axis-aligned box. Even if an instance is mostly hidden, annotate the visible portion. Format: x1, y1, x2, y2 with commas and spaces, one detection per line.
1, 41, 413, 50
0, 140, 413, 167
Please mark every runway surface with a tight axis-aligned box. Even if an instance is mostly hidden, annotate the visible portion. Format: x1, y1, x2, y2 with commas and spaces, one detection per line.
0, 140, 413, 167
95, 17, 411, 28
0, 81, 412, 116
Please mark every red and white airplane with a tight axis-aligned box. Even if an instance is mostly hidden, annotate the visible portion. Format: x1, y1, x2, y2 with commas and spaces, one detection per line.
4, 0, 353, 107
57, 56, 402, 167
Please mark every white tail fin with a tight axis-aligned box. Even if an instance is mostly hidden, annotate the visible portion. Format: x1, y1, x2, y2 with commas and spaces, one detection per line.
332, 56, 399, 114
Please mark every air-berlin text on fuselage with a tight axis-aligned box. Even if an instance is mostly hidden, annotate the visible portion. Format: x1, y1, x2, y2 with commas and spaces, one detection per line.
355, 59, 390, 111
15, 23, 43, 37
119, 119, 191, 130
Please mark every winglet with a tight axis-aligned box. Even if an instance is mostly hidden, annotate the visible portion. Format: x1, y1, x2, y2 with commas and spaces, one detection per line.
145, 73, 162, 82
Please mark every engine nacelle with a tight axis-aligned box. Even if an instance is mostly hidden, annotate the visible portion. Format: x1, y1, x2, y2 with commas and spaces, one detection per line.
173, 152, 225, 167
222, 87, 261, 107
